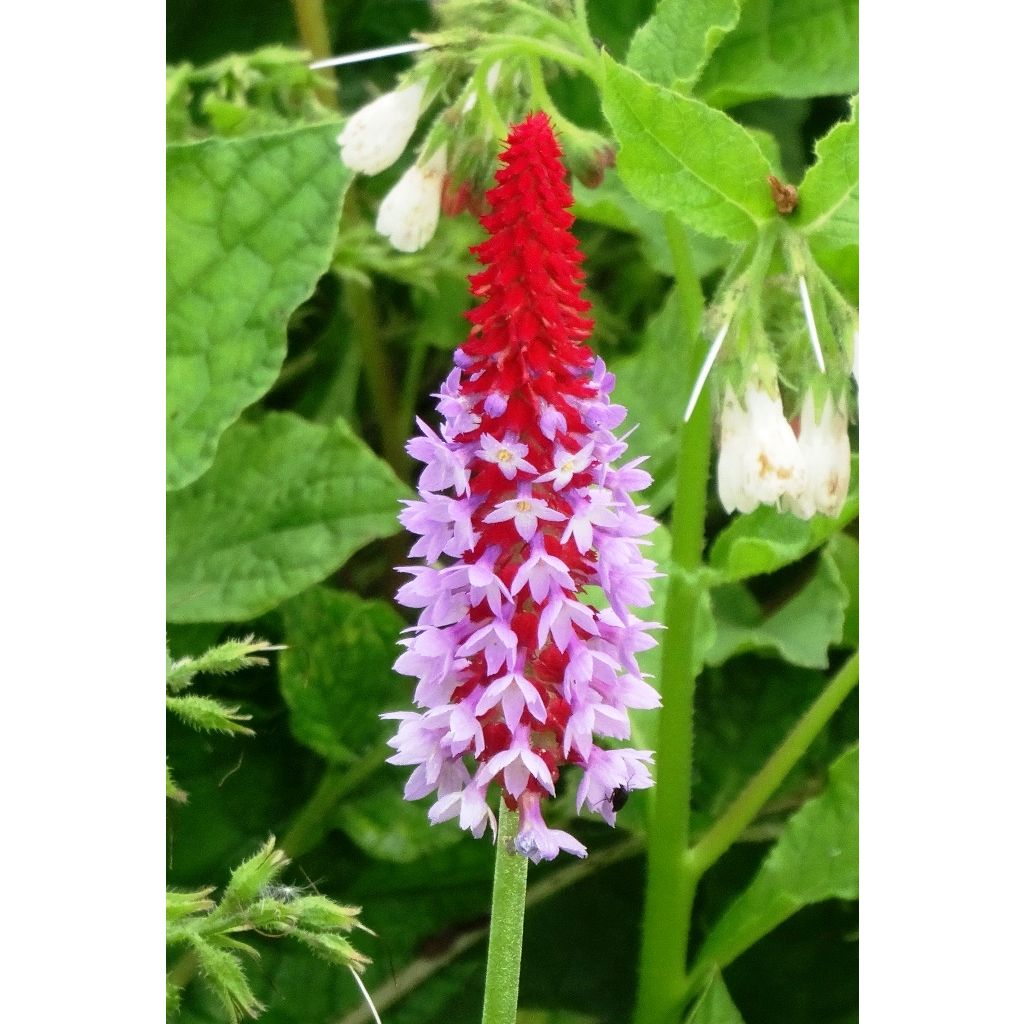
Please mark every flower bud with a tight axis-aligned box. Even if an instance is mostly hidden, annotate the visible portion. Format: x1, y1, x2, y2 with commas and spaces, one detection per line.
376, 145, 447, 253
782, 391, 851, 519
717, 381, 805, 514
337, 81, 426, 175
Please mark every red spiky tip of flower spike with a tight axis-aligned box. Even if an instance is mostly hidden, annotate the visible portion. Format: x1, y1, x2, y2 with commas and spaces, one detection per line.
387, 112, 660, 863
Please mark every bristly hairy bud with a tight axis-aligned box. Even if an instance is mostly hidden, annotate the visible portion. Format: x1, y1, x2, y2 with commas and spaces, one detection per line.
385, 113, 661, 863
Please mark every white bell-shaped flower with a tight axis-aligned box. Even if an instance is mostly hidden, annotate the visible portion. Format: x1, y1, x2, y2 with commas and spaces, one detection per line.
717, 382, 806, 514
376, 145, 447, 253
337, 81, 426, 175
783, 392, 851, 519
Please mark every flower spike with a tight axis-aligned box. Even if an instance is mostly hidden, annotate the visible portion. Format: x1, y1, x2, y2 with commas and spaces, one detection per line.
385, 113, 660, 861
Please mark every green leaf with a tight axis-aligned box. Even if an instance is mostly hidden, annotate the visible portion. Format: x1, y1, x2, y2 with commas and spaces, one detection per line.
167, 123, 351, 489
628, 0, 741, 91
685, 973, 746, 1024
572, 172, 732, 279
695, 0, 858, 108
279, 587, 404, 762
829, 533, 859, 648
601, 54, 776, 242
695, 745, 858, 972
708, 457, 858, 581
166, 412, 409, 623
607, 288, 683, 515
706, 551, 849, 669
794, 98, 858, 249
336, 778, 466, 863
165, 694, 255, 736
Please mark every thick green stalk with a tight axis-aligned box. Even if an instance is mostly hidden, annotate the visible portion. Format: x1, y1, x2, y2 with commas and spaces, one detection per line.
481, 805, 529, 1024
633, 216, 712, 1024
690, 652, 860, 878
289, 0, 338, 105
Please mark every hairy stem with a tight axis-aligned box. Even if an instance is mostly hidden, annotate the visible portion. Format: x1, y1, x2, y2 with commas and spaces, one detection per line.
289, 0, 338, 105
633, 215, 711, 1024
335, 836, 642, 1024
480, 805, 529, 1024
344, 278, 407, 476
690, 652, 860, 878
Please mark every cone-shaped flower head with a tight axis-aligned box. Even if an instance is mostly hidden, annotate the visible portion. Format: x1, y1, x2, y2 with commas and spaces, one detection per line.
386, 113, 660, 862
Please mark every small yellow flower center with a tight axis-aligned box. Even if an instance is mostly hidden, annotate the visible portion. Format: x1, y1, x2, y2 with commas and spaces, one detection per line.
497, 449, 513, 462
516, 500, 532, 513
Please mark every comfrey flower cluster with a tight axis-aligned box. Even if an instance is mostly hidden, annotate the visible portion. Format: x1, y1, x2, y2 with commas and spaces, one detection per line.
717, 378, 851, 519
384, 113, 660, 863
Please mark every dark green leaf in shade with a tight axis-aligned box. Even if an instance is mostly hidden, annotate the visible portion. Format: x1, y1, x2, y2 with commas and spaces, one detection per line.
705, 550, 849, 669
335, 777, 467, 864
694, 745, 858, 971
708, 457, 858, 581
695, 0, 859, 108
279, 587, 405, 762
628, 0, 741, 91
602, 55, 776, 243
685, 972, 746, 1023
166, 412, 409, 623
167, 124, 351, 489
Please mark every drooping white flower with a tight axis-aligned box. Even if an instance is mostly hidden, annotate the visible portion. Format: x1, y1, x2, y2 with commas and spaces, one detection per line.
717, 382, 805, 514
375, 145, 447, 253
336, 81, 426, 175
783, 392, 851, 519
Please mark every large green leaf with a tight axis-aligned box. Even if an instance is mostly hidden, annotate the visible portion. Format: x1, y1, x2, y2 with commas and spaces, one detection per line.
167, 123, 350, 489
708, 457, 858, 581
794, 97, 859, 250
706, 550, 849, 669
166, 412, 408, 622
602, 55, 776, 243
628, 0, 741, 91
694, 745, 858, 971
279, 587, 404, 762
695, 0, 859, 108
685, 973, 746, 1023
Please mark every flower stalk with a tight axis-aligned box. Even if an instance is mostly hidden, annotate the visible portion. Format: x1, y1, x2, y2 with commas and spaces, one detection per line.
633, 215, 713, 1024
481, 805, 529, 1024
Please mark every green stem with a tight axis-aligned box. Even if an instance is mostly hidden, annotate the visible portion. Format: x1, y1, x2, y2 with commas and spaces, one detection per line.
289, 0, 339, 106
633, 216, 712, 1024
480, 805, 529, 1024
344, 279, 407, 476
478, 36, 599, 82
690, 652, 860, 878
281, 748, 386, 859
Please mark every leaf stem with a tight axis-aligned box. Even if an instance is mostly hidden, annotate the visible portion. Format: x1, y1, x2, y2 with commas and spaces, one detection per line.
689, 652, 859, 878
480, 804, 529, 1024
632, 215, 711, 1024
